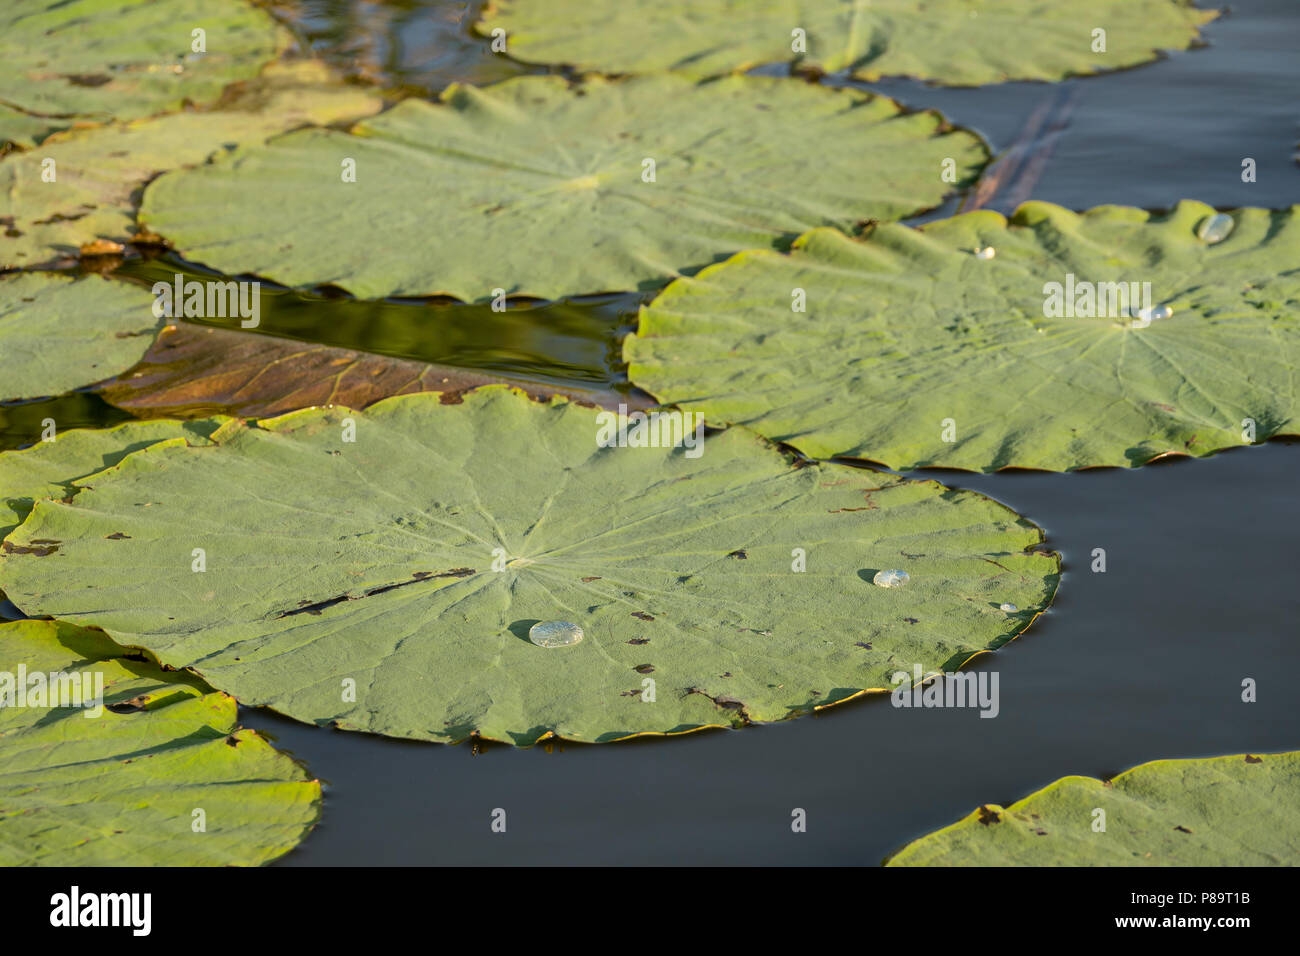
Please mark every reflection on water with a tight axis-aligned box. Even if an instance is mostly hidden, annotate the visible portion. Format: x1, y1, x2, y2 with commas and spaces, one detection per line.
270, 0, 545, 92
113, 254, 641, 387
0, 392, 133, 452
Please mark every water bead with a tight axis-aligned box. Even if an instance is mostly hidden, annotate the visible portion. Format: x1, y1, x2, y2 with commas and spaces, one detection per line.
528, 621, 584, 648
873, 569, 910, 588
1197, 213, 1234, 245
999, 603, 1019, 613
975, 246, 996, 260
1126, 304, 1173, 328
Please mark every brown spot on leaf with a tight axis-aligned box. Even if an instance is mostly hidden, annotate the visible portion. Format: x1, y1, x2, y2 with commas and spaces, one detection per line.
107, 695, 148, 713
626, 638, 649, 645
633, 664, 655, 674
1173, 825, 1192, 834
33, 211, 89, 225
631, 611, 654, 621
685, 687, 750, 721
1245, 754, 1262, 764
65, 73, 112, 87
104, 532, 131, 540
580, 576, 601, 583
2, 539, 59, 556
727, 549, 747, 559
977, 806, 1002, 826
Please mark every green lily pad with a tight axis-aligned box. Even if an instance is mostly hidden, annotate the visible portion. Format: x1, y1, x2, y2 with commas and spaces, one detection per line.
0, 387, 1057, 745
138, 73, 987, 300
627, 201, 1300, 472
1, 61, 383, 268
1, 0, 287, 142
0, 417, 225, 539
887, 751, 1300, 866
0, 618, 320, 865
0, 273, 164, 401
478, 0, 1216, 87
0, 105, 70, 151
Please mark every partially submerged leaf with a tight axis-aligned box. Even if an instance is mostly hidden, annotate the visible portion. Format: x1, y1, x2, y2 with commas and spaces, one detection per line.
1, 61, 383, 268
0, 387, 1056, 745
97, 322, 645, 418
0, 273, 163, 401
0, 619, 320, 865
627, 201, 1300, 472
139, 73, 986, 300
0, 0, 287, 142
886, 751, 1300, 865
0, 417, 224, 538
478, 0, 1216, 86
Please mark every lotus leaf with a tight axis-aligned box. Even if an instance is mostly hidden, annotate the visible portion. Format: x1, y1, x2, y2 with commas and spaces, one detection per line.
139, 74, 986, 300
0, 618, 319, 865
1, 61, 383, 268
478, 0, 1216, 86
0, 273, 163, 401
887, 751, 1300, 865
0, 0, 286, 142
627, 201, 1300, 472
0, 387, 1057, 745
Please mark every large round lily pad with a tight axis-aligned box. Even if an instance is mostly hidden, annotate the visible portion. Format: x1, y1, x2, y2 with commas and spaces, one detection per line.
0, 618, 320, 865
0, 273, 164, 401
0, 417, 225, 539
627, 201, 1300, 472
139, 73, 987, 301
1, 0, 286, 143
1, 61, 383, 268
0, 387, 1057, 745
887, 751, 1300, 866
478, 0, 1216, 87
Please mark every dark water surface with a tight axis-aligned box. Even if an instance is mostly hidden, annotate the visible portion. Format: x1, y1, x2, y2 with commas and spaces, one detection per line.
253, 438, 1300, 865
240, 0, 1300, 865
5, 0, 1297, 864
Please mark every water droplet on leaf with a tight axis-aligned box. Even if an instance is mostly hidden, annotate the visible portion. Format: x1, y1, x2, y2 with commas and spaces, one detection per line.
1126, 304, 1172, 328
1197, 213, 1234, 244
872, 569, 909, 588
975, 246, 995, 260
528, 621, 584, 648
999, 603, 1019, 612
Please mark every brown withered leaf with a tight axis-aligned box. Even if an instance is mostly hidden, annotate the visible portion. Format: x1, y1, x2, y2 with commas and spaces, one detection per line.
98, 324, 649, 418
79, 239, 126, 256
